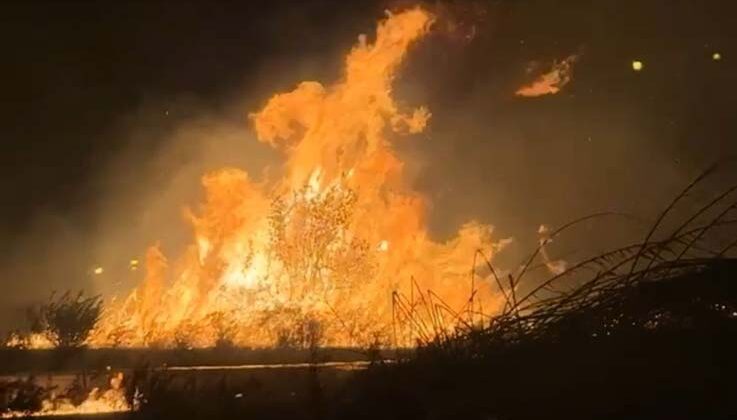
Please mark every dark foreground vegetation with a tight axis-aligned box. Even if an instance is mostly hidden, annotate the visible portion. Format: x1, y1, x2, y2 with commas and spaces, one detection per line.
333, 168, 737, 420
3, 168, 737, 420
125, 258, 737, 419
0, 347, 382, 375
339, 260, 737, 420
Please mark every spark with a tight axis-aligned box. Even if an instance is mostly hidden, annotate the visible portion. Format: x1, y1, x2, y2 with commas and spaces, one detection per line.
93, 266, 104, 275
377, 240, 389, 252
712, 52, 722, 61
631, 60, 644, 71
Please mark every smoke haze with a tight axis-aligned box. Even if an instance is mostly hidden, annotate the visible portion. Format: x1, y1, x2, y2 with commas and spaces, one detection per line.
1, 0, 735, 333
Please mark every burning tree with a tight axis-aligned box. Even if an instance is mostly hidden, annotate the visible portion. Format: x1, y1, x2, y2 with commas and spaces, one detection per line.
266, 182, 378, 346
270, 183, 375, 300
31, 291, 103, 349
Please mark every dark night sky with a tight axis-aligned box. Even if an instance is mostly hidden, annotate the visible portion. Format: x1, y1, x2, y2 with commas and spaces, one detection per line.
1, 0, 736, 329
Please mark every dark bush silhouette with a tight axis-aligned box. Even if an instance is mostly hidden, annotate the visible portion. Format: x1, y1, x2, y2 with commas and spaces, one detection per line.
0, 376, 50, 415
34, 291, 103, 349
332, 165, 737, 420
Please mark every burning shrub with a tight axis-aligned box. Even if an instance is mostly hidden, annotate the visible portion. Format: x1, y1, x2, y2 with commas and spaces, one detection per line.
31, 291, 103, 349
207, 311, 238, 349
104, 324, 135, 349
267, 309, 324, 349
269, 183, 375, 303
173, 321, 197, 350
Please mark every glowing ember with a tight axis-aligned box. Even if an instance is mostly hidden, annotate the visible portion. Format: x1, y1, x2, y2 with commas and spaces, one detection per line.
84, 7, 508, 349
516, 54, 578, 97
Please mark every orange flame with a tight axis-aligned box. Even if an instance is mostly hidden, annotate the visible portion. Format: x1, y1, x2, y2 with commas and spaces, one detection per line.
2, 372, 132, 418
516, 54, 578, 97
89, 7, 508, 349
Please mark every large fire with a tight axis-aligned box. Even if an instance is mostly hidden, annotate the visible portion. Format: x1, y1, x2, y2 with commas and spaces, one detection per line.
86, 7, 507, 348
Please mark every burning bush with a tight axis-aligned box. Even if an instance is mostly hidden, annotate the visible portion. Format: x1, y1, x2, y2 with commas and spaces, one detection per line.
29, 291, 103, 349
